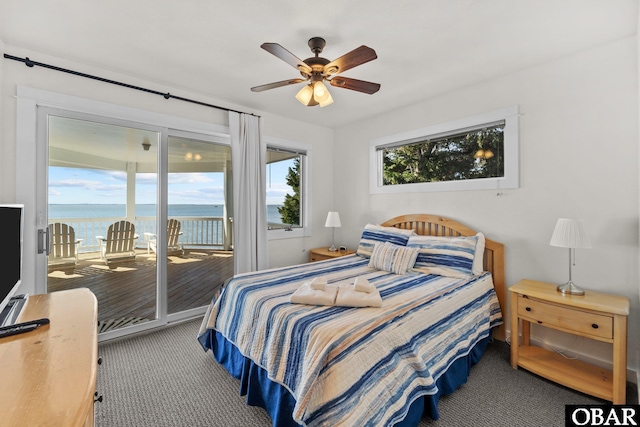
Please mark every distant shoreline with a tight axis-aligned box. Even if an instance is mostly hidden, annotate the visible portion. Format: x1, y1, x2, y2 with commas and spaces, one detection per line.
49, 203, 285, 224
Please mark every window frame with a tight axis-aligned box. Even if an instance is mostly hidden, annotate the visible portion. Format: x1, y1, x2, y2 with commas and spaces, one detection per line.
265, 136, 312, 240
369, 106, 519, 194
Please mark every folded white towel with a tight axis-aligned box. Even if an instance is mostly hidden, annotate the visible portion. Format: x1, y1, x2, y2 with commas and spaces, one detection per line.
309, 277, 327, 291
353, 276, 373, 293
335, 286, 382, 308
290, 282, 337, 306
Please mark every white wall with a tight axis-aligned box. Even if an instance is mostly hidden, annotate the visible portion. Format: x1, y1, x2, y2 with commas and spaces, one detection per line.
0, 38, 7, 199
261, 113, 336, 267
0, 44, 334, 278
334, 36, 640, 376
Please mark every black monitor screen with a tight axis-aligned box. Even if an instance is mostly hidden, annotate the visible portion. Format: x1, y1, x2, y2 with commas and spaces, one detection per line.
0, 205, 23, 315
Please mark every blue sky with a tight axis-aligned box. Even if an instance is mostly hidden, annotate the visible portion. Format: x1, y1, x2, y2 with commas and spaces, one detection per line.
48, 160, 294, 205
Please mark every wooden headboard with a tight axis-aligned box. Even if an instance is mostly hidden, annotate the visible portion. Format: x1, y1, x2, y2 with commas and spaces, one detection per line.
380, 214, 506, 341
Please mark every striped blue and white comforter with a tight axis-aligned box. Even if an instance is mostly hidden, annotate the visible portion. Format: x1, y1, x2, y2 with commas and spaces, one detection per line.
198, 254, 502, 426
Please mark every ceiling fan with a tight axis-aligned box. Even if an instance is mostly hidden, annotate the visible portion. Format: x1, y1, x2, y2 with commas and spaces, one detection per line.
251, 37, 381, 107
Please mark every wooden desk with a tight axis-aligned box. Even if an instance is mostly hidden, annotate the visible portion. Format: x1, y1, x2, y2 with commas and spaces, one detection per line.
509, 279, 629, 404
0, 288, 98, 426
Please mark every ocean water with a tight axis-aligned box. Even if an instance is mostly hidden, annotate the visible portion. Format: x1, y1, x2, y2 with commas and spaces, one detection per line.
49, 204, 287, 249
49, 204, 285, 224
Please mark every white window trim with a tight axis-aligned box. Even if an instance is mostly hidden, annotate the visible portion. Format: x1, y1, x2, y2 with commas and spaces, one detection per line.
264, 135, 312, 240
369, 106, 519, 194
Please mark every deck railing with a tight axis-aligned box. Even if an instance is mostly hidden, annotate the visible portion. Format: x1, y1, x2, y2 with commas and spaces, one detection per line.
48, 216, 227, 253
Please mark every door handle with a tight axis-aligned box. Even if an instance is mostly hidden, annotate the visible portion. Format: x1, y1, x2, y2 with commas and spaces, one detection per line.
38, 228, 50, 255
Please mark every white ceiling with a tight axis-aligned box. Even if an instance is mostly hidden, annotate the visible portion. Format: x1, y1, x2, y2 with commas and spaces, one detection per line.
0, 0, 637, 129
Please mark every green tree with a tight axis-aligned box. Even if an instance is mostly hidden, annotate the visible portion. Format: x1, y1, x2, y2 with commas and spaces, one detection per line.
278, 158, 300, 226
382, 127, 504, 185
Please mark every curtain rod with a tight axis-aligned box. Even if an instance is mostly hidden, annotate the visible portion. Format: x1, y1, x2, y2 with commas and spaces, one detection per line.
3, 53, 258, 117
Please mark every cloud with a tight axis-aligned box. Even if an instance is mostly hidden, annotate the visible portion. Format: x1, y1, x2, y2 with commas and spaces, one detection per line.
169, 173, 216, 184
266, 182, 293, 201
136, 173, 158, 184
49, 178, 126, 192
168, 186, 226, 204
89, 170, 127, 182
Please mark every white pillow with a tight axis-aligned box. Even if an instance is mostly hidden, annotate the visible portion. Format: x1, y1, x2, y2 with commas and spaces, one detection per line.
368, 241, 419, 275
407, 232, 485, 278
356, 224, 415, 259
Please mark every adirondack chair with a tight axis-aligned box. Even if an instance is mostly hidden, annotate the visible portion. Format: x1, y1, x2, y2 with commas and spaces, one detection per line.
144, 219, 184, 256
96, 220, 138, 264
48, 222, 82, 266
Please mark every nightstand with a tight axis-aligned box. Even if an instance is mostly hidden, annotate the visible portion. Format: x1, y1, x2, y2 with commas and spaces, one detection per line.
509, 279, 629, 404
309, 247, 356, 262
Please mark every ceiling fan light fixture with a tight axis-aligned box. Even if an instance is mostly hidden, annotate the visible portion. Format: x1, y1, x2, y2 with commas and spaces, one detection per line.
313, 81, 333, 107
474, 149, 494, 160
313, 81, 328, 98
295, 81, 333, 107
318, 89, 334, 107
295, 84, 318, 106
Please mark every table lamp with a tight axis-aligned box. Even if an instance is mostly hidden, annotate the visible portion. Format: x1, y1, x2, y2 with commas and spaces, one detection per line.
325, 212, 341, 252
549, 218, 591, 295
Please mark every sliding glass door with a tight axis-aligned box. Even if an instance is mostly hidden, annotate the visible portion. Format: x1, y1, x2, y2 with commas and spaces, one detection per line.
166, 135, 233, 315
45, 113, 162, 335
26, 104, 234, 339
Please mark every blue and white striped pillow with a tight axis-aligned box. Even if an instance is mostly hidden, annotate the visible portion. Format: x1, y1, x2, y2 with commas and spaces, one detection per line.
368, 242, 419, 275
356, 224, 415, 259
407, 233, 484, 278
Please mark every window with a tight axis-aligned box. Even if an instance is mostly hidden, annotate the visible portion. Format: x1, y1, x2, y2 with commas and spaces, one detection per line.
370, 106, 519, 193
265, 137, 311, 239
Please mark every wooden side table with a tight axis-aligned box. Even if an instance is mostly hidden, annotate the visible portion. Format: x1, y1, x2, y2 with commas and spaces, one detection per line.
309, 247, 356, 262
509, 279, 629, 404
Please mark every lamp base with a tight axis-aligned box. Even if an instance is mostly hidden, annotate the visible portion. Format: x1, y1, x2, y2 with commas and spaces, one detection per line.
556, 281, 585, 296
328, 245, 338, 252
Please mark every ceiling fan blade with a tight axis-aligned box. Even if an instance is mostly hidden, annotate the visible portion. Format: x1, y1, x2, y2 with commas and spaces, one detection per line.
261, 43, 312, 75
251, 78, 306, 92
323, 45, 377, 76
329, 77, 381, 94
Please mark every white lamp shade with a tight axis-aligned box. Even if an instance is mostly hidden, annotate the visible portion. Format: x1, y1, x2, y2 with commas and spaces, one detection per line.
550, 218, 591, 249
313, 81, 334, 107
325, 212, 341, 228
319, 90, 334, 107
296, 84, 318, 106
313, 81, 328, 99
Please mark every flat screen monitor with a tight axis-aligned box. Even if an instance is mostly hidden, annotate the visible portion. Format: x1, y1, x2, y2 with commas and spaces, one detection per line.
0, 204, 24, 321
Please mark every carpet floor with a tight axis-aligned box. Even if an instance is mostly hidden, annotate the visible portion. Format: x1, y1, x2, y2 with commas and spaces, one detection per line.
95, 318, 637, 427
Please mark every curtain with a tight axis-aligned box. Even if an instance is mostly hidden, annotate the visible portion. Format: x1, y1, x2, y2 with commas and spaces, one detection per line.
229, 111, 268, 274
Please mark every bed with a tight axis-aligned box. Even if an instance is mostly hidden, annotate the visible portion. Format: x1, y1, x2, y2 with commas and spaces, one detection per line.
198, 214, 506, 426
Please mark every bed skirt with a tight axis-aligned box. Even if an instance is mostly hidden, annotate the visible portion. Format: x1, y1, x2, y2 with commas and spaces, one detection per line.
198, 329, 491, 427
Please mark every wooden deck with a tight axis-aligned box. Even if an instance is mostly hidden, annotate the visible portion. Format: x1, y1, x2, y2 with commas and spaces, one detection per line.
47, 248, 233, 327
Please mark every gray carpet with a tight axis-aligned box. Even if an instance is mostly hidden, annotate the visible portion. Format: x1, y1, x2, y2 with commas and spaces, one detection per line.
95, 318, 637, 427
